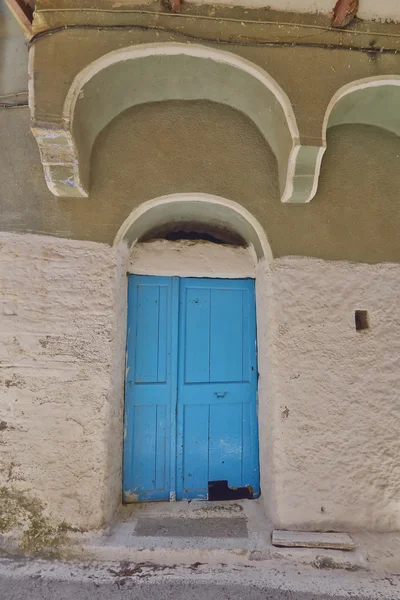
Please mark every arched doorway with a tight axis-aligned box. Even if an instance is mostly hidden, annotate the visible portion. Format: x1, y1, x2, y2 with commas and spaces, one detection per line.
115, 194, 271, 503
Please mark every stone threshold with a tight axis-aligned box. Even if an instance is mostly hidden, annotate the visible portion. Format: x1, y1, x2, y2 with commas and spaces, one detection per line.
79, 500, 372, 572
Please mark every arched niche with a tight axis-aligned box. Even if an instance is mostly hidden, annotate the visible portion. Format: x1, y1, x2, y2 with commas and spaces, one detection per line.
114, 193, 272, 262
324, 76, 400, 137
310, 76, 400, 199
32, 43, 321, 204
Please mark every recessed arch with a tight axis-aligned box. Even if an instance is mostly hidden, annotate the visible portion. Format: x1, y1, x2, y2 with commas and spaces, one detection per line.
32, 42, 322, 203
114, 193, 273, 262
323, 76, 400, 138
310, 76, 400, 201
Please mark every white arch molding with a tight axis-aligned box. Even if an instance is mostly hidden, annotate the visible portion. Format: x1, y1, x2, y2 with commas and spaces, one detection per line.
313, 76, 400, 193
32, 42, 323, 204
30, 40, 400, 204
114, 193, 273, 262
323, 76, 400, 136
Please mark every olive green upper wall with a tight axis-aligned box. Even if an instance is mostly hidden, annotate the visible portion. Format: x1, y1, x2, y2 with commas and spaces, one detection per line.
2, 100, 400, 263
29, 3, 400, 204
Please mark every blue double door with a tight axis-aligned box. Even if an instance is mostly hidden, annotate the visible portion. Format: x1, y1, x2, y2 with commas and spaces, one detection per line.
123, 275, 260, 502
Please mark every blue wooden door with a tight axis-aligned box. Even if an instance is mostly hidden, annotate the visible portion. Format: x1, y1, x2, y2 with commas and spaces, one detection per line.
123, 275, 260, 502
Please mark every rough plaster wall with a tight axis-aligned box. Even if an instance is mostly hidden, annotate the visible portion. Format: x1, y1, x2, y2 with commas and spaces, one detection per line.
0, 5, 28, 95
87, 104, 400, 264
2, 102, 400, 264
0, 109, 72, 237
0, 233, 124, 529
1, 232, 399, 532
129, 240, 255, 278
269, 257, 400, 532
255, 259, 276, 524
103, 242, 128, 525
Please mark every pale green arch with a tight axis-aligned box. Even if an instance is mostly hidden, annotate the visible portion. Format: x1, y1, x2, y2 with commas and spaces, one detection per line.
33, 42, 322, 203
114, 193, 273, 262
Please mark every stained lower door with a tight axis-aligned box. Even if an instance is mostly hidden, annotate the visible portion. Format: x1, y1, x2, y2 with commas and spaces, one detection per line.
123, 275, 260, 503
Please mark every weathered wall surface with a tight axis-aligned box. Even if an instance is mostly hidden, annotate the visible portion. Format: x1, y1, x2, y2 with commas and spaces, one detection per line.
1, 232, 398, 533
0, 233, 125, 532
1, 3, 399, 537
129, 239, 256, 278
267, 257, 400, 532
2, 102, 400, 263
0, 2, 28, 96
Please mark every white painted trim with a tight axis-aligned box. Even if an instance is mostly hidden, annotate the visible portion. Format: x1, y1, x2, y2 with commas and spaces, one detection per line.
113, 193, 273, 262
323, 76, 400, 142
282, 145, 299, 204
28, 45, 35, 118
298, 145, 327, 205
63, 42, 299, 140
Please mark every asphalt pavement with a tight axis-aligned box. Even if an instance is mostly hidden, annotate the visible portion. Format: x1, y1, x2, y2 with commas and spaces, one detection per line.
0, 556, 399, 600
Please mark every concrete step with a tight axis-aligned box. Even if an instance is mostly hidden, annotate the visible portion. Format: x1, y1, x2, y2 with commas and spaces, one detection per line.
79, 500, 368, 572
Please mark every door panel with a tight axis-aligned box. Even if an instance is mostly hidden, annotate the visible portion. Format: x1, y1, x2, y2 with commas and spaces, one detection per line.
208, 402, 244, 487
184, 287, 211, 383
182, 404, 210, 498
176, 278, 260, 501
209, 288, 244, 382
133, 283, 168, 383
123, 275, 260, 503
123, 275, 177, 502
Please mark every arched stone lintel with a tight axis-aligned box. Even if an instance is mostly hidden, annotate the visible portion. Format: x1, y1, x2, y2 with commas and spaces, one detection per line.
32, 42, 321, 204
114, 193, 273, 263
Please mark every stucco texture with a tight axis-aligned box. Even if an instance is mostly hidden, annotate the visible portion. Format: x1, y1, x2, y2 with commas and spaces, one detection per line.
267, 257, 400, 532
0, 233, 127, 530
1, 233, 399, 532
2, 102, 400, 263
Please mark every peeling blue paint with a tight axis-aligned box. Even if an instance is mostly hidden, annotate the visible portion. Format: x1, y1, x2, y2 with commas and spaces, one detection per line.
60, 176, 77, 188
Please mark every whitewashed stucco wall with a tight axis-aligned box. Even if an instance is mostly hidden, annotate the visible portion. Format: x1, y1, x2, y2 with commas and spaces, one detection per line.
267, 257, 400, 532
0, 233, 126, 530
1, 233, 399, 533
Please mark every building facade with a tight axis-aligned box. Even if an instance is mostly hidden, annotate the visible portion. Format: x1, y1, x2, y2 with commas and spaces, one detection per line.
1, 0, 400, 549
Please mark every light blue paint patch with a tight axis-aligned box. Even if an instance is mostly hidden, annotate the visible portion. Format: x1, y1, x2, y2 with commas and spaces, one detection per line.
41, 132, 62, 139
60, 176, 77, 188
